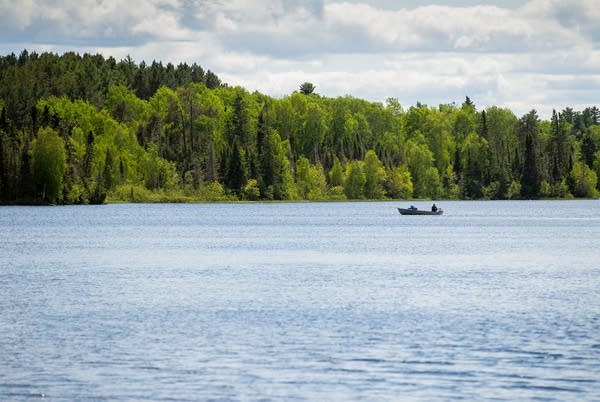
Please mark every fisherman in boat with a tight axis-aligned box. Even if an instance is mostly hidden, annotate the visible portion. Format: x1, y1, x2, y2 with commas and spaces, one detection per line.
431, 203, 438, 212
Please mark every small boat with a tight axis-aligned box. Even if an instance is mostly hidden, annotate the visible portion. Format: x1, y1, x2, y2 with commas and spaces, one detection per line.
398, 207, 443, 215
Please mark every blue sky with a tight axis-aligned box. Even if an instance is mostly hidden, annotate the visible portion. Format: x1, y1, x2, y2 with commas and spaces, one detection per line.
1, 0, 598, 118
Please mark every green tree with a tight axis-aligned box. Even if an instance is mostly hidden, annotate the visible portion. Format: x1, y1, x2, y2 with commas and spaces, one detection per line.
363, 149, 386, 198
295, 156, 326, 199
569, 161, 598, 198
405, 138, 434, 198
242, 178, 260, 200
299, 82, 316, 95
102, 147, 115, 190
271, 136, 295, 200
423, 107, 454, 177
225, 90, 256, 178
31, 127, 66, 203
485, 107, 518, 197
460, 132, 489, 199
142, 144, 178, 190
344, 160, 365, 199
593, 151, 600, 190
548, 109, 576, 183
328, 156, 344, 187
82, 131, 95, 180
385, 165, 413, 199
519, 111, 542, 198
105, 84, 148, 125
257, 103, 275, 198
302, 102, 327, 162
423, 167, 442, 199
225, 140, 247, 195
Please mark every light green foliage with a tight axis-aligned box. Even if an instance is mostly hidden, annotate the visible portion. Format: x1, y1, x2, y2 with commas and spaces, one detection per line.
539, 180, 552, 198
569, 161, 598, 198
105, 84, 148, 124
454, 105, 478, 144
38, 97, 145, 198
376, 131, 404, 169
327, 185, 346, 200
39, 97, 102, 135
485, 107, 519, 190
552, 179, 571, 198
271, 97, 299, 143
423, 166, 442, 199
405, 138, 434, 198
363, 150, 386, 198
423, 107, 454, 175
306, 164, 327, 200
507, 181, 522, 199
385, 98, 403, 116
242, 179, 261, 200
273, 138, 296, 200
295, 156, 327, 200
142, 144, 179, 190
199, 181, 230, 201
295, 157, 311, 198
328, 157, 344, 187
344, 160, 366, 199
31, 127, 66, 203
102, 148, 116, 190
385, 165, 413, 199
302, 102, 327, 161
442, 165, 460, 199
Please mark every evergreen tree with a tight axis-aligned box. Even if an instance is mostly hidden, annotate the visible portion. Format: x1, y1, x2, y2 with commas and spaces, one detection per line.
82, 131, 95, 180
225, 141, 246, 195
460, 132, 489, 199
581, 131, 597, 168
519, 111, 542, 198
299, 82, 316, 95
257, 104, 275, 197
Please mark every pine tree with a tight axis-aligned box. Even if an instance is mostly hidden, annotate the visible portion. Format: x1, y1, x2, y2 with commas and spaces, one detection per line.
299, 82, 316, 95
82, 131, 95, 180
519, 111, 541, 198
225, 141, 246, 195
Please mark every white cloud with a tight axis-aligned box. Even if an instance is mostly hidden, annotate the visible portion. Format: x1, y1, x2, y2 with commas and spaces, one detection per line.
0, 0, 598, 118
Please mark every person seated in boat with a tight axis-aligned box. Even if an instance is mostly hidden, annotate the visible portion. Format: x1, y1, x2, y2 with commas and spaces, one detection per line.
431, 203, 438, 212
409, 205, 417, 210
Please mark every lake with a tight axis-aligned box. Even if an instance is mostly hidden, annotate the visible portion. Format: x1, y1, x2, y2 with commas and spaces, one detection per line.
1, 200, 599, 400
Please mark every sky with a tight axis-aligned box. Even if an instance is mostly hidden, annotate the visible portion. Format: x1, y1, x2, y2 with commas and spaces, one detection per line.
1, 0, 599, 119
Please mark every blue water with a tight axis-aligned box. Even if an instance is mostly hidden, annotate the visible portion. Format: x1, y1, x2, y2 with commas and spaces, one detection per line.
1, 200, 599, 400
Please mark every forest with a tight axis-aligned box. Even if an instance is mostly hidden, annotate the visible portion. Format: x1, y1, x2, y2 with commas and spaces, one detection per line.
1, 50, 599, 204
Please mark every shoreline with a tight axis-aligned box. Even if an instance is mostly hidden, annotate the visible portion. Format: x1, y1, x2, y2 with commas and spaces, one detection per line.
0, 197, 596, 207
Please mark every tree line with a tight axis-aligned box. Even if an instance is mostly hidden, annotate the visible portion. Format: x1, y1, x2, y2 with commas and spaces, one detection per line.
1, 50, 599, 204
